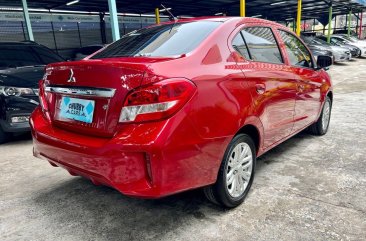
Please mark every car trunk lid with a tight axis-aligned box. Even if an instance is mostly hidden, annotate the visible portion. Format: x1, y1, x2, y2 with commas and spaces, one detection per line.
43, 59, 148, 137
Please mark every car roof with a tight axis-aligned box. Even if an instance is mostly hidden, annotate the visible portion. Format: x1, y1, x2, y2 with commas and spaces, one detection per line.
0, 41, 41, 46
160, 17, 285, 28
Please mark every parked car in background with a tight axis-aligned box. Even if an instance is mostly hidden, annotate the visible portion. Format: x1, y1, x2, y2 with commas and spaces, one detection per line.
300, 32, 317, 37
0, 41, 64, 143
72, 45, 105, 61
332, 35, 366, 57
311, 48, 333, 62
316, 35, 361, 57
332, 29, 358, 37
334, 34, 366, 43
302, 36, 351, 62
31, 17, 333, 208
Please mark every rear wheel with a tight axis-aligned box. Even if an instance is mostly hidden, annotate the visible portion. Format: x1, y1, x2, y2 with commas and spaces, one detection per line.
204, 134, 256, 208
308, 96, 332, 135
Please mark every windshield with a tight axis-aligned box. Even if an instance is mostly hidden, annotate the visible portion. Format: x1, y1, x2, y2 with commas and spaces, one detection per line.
340, 36, 356, 42
348, 36, 359, 42
303, 37, 329, 46
302, 36, 314, 44
92, 21, 221, 59
312, 38, 330, 46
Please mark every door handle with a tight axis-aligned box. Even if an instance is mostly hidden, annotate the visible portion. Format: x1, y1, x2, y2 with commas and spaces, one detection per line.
255, 84, 266, 94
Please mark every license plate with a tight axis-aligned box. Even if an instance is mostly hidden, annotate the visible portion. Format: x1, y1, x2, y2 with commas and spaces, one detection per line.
60, 97, 95, 123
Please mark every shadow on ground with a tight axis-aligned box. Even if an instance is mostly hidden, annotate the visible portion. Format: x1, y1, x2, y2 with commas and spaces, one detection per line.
333, 62, 349, 66
2, 132, 32, 145
33, 177, 223, 239
30, 131, 315, 239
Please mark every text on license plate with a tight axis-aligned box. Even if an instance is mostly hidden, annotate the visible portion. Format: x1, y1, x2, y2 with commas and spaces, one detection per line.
60, 97, 95, 123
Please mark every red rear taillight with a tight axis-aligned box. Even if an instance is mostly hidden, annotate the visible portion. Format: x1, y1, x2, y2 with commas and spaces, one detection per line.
119, 78, 196, 123
39, 79, 47, 111
38, 79, 51, 121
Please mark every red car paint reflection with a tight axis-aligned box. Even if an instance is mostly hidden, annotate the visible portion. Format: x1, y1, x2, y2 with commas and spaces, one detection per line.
30, 17, 332, 199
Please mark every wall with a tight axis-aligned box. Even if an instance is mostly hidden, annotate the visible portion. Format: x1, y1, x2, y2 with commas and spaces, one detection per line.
0, 11, 169, 59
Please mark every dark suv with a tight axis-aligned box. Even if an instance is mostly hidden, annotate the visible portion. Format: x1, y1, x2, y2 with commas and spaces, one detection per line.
0, 41, 64, 143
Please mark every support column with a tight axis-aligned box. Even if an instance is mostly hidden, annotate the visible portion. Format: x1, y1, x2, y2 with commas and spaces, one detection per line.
155, 8, 160, 24
99, 13, 107, 44
108, 0, 120, 41
327, 3, 333, 43
21, 0, 34, 41
296, 0, 302, 36
359, 10, 363, 39
334, 15, 337, 31
240, 0, 245, 17
348, 9, 352, 37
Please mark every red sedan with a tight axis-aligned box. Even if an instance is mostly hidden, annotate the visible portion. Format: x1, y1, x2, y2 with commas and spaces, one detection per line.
30, 17, 333, 208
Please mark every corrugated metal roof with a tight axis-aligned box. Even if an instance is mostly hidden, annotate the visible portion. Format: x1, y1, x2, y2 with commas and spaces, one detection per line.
0, 0, 365, 21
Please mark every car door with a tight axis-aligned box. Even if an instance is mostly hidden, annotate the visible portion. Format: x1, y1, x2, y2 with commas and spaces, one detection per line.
277, 29, 322, 132
230, 25, 297, 148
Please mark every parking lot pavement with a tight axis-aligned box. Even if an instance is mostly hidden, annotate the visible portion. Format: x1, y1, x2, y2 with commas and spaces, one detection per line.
1, 59, 366, 241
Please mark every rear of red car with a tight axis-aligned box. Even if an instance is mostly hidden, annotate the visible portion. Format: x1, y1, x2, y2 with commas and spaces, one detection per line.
31, 19, 229, 197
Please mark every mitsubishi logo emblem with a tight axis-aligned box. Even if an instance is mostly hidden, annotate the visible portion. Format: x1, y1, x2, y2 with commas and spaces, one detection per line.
67, 69, 76, 83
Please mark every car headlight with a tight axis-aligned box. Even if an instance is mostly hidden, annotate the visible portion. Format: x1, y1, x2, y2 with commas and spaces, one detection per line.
0, 86, 35, 96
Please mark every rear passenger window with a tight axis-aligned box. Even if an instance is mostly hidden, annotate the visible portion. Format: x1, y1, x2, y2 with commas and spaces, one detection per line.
279, 30, 313, 68
232, 34, 250, 59
241, 27, 283, 64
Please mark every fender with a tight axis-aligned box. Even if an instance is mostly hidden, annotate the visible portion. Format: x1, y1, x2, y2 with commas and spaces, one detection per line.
239, 115, 265, 156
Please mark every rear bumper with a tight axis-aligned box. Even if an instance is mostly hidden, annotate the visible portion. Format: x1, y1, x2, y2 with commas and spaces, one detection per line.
30, 107, 227, 198
32, 136, 158, 197
0, 95, 38, 133
0, 118, 30, 133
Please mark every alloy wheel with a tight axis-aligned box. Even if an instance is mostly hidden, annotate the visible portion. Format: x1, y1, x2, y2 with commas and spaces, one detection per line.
322, 101, 331, 131
226, 142, 253, 198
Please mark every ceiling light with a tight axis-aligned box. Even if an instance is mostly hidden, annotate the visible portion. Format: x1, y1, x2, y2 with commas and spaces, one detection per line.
214, 12, 224, 16
66, 0, 79, 6
159, 8, 172, 12
49, 9, 98, 14
251, 15, 262, 18
271, 1, 286, 5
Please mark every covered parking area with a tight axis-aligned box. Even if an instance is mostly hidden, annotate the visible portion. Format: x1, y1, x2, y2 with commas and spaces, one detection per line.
0, 0, 365, 58
1, 1, 366, 241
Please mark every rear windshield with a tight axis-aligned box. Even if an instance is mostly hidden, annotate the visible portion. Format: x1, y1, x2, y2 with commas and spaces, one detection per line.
92, 21, 221, 59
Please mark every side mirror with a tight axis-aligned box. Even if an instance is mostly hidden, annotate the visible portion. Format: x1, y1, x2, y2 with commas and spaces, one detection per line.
316, 55, 333, 70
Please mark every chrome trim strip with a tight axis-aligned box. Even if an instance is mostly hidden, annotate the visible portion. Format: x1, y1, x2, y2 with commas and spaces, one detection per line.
45, 86, 116, 98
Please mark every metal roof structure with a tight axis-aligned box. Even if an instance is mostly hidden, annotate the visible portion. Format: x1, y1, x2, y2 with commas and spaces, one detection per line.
0, 0, 365, 21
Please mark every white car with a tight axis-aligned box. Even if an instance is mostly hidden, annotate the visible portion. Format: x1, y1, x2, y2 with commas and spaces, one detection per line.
332, 35, 366, 57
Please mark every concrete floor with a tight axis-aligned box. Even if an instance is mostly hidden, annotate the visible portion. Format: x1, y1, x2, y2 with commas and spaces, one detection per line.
1, 59, 366, 241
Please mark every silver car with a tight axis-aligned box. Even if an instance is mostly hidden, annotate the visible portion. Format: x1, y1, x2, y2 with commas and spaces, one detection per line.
332, 35, 366, 57
317, 36, 361, 57
303, 37, 351, 62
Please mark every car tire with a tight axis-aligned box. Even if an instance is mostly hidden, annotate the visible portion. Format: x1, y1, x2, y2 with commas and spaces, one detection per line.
308, 96, 332, 136
0, 127, 10, 144
204, 134, 256, 208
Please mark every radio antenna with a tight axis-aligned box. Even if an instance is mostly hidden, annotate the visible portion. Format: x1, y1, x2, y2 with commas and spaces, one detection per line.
161, 4, 177, 21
